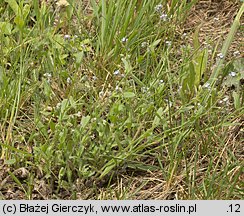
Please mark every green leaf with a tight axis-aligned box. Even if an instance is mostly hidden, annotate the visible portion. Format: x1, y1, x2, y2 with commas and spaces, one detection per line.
152, 107, 164, 127
127, 162, 158, 171
193, 49, 208, 87
100, 160, 115, 178
23, 4, 30, 20
193, 25, 201, 50
7, 170, 27, 194
150, 39, 161, 48
0, 22, 13, 35
58, 167, 66, 179
69, 96, 76, 108
66, 3, 74, 20
80, 116, 91, 128
74, 52, 84, 64
49, 120, 56, 132
61, 99, 69, 114
233, 91, 241, 109
182, 61, 195, 92
5, 0, 20, 16
5, 158, 16, 165
233, 58, 244, 72
122, 57, 132, 73
14, 15, 25, 29
123, 92, 135, 98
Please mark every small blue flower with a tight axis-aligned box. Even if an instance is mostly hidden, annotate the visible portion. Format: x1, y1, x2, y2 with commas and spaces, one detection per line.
121, 37, 128, 43
203, 82, 210, 89
159, 80, 164, 84
64, 34, 71, 40
92, 76, 98, 81
113, 70, 120, 75
160, 13, 168, 21
155, 4, 163, 13
165, 41, 172, 46
141, 41, 148, 48
67, 77, 72, 84
43, 73, 52, 78
229, 71, 237, 77
217, 53, 224, 59
115, 85, 122, 92
141, 86, 149, 93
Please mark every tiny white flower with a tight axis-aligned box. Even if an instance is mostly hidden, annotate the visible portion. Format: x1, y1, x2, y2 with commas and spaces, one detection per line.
90, 133, 95, 139
92, 76, 98, 81
64, 34, 71, 40
141, 41, 148, 48
203, 82, 211, 89
165, 40, 172, 46
182, 33, 187, 38
67, 77, 72, 84
81, 44, 86, 49
159, 79, 164, 84
217, 53, 224, 59
165, 99, 172, 107
44, 73, 52, 83
141, 86, 149, 93
115, 85, 122, 92
121, 37, 128, 43
160, 13, 168, 21
155, 4, 163, 13
213, 17, 219, 21
113, 70, 120, 75
44, 73, 52, 78
76, 111, 82, 117
229, 71, 237, 77
56, 102, 61, 109
91, 117, 97, 122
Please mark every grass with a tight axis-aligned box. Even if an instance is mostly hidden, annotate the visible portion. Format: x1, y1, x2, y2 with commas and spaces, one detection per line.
0, 0, 243, 199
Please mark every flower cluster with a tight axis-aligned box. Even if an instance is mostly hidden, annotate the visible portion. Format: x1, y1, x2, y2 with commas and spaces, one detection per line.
141, 41, 149, 48
121, 37, 128, 43
203, 82, 211, 90
113, 69, 125, 78
160, 13, 168, 21
229, 71, 236, 77
155, 4, 168, 22
43, 73, 52, 83
217, 53, 224, 59
155, 4, 163, 13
